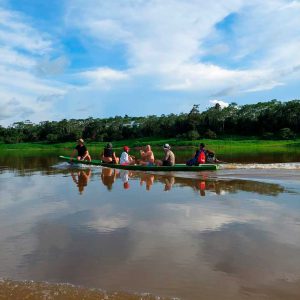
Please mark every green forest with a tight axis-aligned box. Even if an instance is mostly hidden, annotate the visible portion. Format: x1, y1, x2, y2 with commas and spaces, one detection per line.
1, 99, 299, 144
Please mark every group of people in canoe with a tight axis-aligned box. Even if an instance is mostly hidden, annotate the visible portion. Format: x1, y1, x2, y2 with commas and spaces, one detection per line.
70, 138, 219, 166
101, 142, 176, 166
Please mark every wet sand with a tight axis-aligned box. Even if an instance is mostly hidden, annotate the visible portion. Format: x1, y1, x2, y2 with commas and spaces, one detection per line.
0, 279, 166, 300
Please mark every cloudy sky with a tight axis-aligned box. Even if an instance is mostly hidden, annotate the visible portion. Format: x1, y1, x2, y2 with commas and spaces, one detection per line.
1, 0, 300, 126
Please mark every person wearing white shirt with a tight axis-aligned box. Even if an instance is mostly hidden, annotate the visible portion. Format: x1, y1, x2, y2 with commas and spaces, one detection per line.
120, 146, 135, 165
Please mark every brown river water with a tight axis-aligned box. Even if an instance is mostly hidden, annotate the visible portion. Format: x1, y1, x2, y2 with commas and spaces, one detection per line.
0, 152, 300, 299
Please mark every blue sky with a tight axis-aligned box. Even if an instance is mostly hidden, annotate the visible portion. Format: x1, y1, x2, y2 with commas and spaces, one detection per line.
1, 0, 300, 126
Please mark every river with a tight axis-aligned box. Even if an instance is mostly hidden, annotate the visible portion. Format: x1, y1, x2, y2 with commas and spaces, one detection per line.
0, 152, 300, 299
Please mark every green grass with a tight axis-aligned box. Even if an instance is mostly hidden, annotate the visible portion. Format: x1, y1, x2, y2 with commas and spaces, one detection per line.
1, 138, 299, 155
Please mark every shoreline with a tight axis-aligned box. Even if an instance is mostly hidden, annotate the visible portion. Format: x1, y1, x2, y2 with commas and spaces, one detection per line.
1, 138, 299, 152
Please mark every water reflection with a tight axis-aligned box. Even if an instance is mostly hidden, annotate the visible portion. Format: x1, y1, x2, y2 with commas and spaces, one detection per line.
71, 169, 92, 194
101, 168, 118, 191
96, 168, 286, 196
1, 160, 300, 299
164, 176, 175, 191
139, 173, 155, 191
8, 175, 299, 299
0, 153, 58, 176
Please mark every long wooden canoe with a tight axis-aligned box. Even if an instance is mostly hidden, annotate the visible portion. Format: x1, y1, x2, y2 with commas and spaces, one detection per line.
59, 155, 219, 171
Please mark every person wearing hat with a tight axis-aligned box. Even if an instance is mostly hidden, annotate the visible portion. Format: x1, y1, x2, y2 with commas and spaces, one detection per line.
156, 144, 175, 166
101, 142, 119, 164
120, 146, 135, 165
70, 138, 91, 161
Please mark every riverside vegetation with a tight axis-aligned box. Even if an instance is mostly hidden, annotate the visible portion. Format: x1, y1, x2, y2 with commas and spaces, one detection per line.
0, 100, 299, 146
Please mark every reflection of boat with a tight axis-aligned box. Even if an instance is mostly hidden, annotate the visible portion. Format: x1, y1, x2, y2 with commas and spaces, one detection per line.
129, 172, 286, 196
62, 166, 286, 196
59, 156, 218, 171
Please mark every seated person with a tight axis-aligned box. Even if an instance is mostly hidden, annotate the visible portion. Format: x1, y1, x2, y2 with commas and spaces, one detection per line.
186, 143, 207, 166
206, 151, 220, 163
198, 143, 220, 163
70, 138, 91, 161
101, 143, 119, 164
120, 146, 135, 165
139, 144, 155, 166
156, 144, 175, 166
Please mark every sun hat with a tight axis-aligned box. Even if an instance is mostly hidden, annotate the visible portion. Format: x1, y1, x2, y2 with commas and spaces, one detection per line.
78, 138, 84, 143
163, 143, 171, 149
124, 146, 130, 151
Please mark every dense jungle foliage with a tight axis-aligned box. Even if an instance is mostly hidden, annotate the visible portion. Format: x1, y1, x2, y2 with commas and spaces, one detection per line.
0, 100, 299, 144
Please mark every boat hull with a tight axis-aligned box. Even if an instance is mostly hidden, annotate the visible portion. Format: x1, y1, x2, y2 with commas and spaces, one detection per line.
59, 156, 218, 171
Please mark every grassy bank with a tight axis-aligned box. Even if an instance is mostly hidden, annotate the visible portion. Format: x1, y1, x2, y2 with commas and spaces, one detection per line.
1, 137, 299, 154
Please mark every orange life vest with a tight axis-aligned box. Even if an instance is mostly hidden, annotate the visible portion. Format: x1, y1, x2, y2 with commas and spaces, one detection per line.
197, 151, 206, 164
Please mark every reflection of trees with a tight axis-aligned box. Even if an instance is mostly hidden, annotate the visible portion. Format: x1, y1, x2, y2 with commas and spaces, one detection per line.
221, 152, 300, 164
175, 178, 284, 196
214, 179, 284, 195
0, 154, 58, 176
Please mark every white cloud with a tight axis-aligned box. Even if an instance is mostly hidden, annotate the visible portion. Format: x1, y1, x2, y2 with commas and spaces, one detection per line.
80, 67, 129, 87
0, 65, 67, 123
0, 47, 35, 69
1, 0, 300, 123
67, 0, 300, 97
0, 6, 69, 125
84, 205, 129, 233
209, 99, 229, 108
0, 9, 52, 54
74, 1, 243, 68
35, 56, 70, 76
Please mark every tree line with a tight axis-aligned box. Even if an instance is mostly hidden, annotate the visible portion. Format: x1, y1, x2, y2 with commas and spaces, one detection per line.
0, 99, 299, 144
